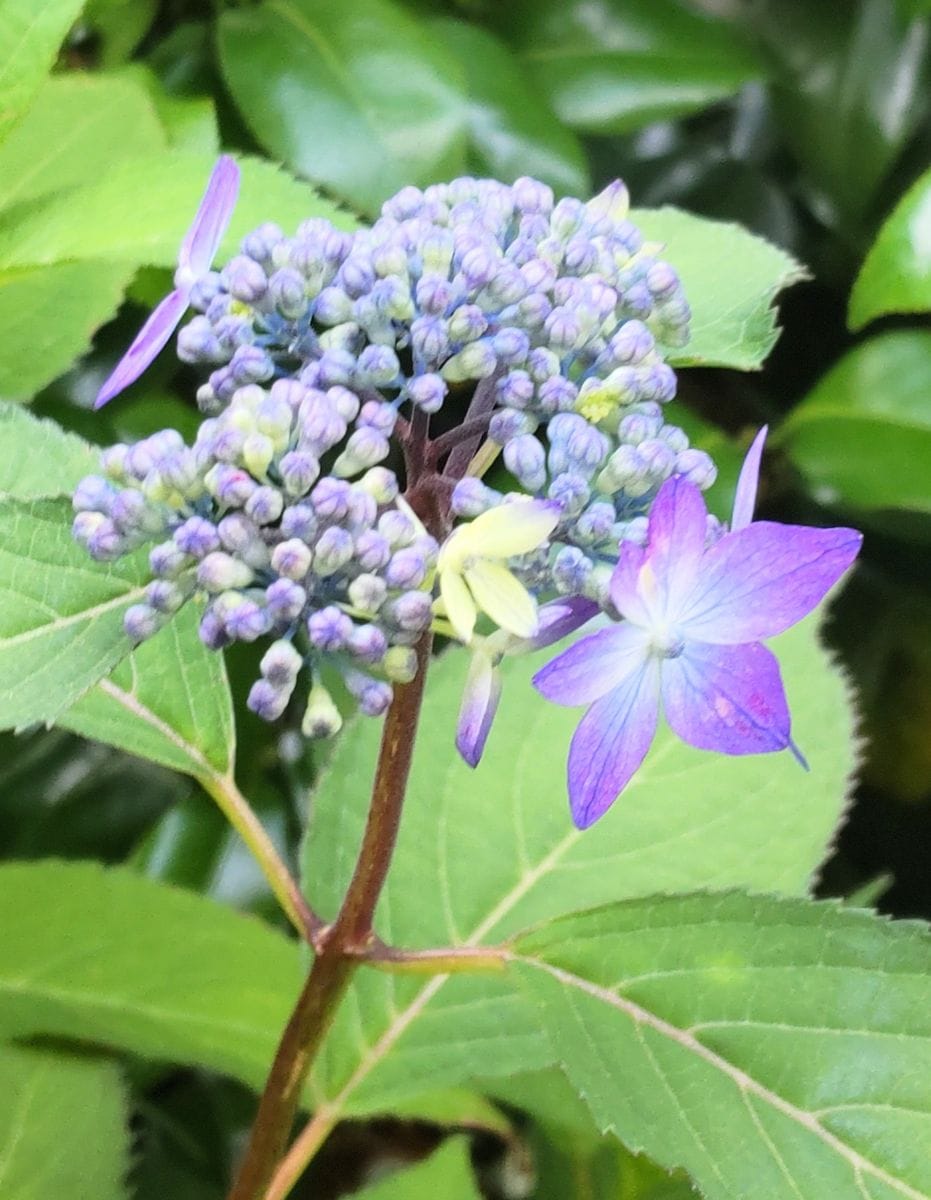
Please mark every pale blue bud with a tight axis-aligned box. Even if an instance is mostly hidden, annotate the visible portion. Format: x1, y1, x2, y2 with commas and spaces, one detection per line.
272, 538, 313, 579
197, 552, 254, 592
174, 516, 220, 558
383, 645, 418, 683
247, 679, 291, 721
265, 578, 307, 622
407, 373, 446, 413
124, 603, 163, 643
385, 546, 428, 589
504, 434, 546, 492
222, 255, 268, 303
348, 573, 388, 613
260, 638, 303, 685
348, 623, 388, 664
357, 466, 400, 505
354, 529, 391, 571
245, 485, 284, 526
307, 605, 353, 650
314, 526, 354, 575
279, 450, 321, 496
675, 448, 717, 489
280, 503, 318, 542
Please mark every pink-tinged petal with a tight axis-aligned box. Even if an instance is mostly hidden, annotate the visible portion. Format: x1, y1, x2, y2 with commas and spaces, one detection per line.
456, 651, 502, 767
661, 640, 792, 756
94, 288, 189, 408
677, 521, 863, 642
731, 426, 767, 531
178, 155, 240, 278
567, 661, 660, 828
534, 622, 650, 707
608, 538, 649, 624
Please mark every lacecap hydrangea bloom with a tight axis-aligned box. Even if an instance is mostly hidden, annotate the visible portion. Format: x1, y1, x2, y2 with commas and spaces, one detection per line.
73, 160, 859, 805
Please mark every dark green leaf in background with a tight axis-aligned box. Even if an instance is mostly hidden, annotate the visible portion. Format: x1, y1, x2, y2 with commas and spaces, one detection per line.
756, 0, 930, 232
80, 0, 158, 65
426, 17, 590, 197
850, 164, 931, 328
0, 498, 148, 729
514, 893, 931, 1200
0, 1043, 129, 1200
503, 0, 761, 135
781, 330, 931, 514
217, 0, 468, 215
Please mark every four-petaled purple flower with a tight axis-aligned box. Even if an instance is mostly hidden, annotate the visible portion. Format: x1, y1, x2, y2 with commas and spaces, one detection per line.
533, 429, 863, 829
94, 156, 240, 408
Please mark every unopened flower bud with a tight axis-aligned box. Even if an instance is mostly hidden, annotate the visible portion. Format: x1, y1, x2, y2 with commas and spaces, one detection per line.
265, 578, 307, 622
124, 603, 163, 643
302, 684, 343, 738
314, 526, 354, 575
197, 552, 254, 593
383, 645, 418, 683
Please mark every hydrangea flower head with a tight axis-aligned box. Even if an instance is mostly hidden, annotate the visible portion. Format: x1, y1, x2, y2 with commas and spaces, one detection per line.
533, 429, 863, 829
94, 156, 240, 408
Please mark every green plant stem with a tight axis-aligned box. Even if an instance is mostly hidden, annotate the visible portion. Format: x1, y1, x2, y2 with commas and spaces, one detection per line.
201, 771, 318, 942
225, 632, 434, 1200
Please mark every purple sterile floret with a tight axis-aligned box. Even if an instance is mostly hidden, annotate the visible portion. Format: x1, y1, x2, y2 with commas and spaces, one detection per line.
533, 429, 863, 830
95, 156, 240, 408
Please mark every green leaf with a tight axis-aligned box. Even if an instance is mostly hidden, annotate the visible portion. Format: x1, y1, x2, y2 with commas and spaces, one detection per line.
217, 0, 468, 216
0, 497, 148, 729
632, 206, 807, 370
58, 601, 236, 779
0, 152, 356, 271
530, 1132, 696, 1200
426, 17, 589, 198
0, 1043, 129, 1199
0, 861, 300, 1087
303, 612, 855, 1114
753, 0, 929, 233
357, 1139, 481, 1199
0, 260, 137, 401
82, 0, 157, 64
505, 0, 761, 134
0, 73, 165, 214
0, 0, 86, 143
0, 401, 97, 498
513, 893, 931, 1200
781, 330, 931, 513
849, 166, 931, 329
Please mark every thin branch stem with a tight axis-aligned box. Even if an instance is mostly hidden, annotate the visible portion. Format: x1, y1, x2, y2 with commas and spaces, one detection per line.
326, 630, 434, 951
262, 1106, 339, 1200
366, 942, 508, 974
426, 412, 494, 468
225, 631, 435, 1200
443, 370, 502, 479
201, 772, 318, 942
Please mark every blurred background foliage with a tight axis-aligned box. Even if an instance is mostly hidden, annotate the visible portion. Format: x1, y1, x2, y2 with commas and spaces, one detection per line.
1, 0, 930, 1195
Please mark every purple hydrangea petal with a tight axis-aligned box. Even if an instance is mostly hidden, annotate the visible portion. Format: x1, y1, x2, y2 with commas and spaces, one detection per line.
178, 155, 241, 279
527, 596, 599, 650
677, 522, 863, 644
640, 475, 708, 619
661, 640, 792, 756
731, 426, 767, 532
533, 623, 650, 707
456, 651, 502, 768
607, 538, 650, 624
94, 288, 189, 409
567, 660, 659, 828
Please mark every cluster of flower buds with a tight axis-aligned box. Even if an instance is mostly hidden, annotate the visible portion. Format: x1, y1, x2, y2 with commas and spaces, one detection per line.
73, 383, 437, 735
75, 163, 718, 746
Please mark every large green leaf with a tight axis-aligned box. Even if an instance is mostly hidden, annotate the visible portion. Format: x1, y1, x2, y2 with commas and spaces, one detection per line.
217, 0, 467, 216
426, 17, 589, 198
0, 497, 148, 728
0, 1043, 129, 1199
0, 0, 85, 142
504, 0, 760, 134
754, 0, 929, 232
0, 152, 355, 271
513, 893, 931, 1200
0, 402, 97, 498
58, 601, 235, 779
849, 166, 931, 329
781, 331, 931, 514
358, 1139, 481, 1199
302, 612, 856, 1114
0, 73, 165, 214
632, 206, 807, 370
0, 260, 136, 401
0, 861, 300, 1086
